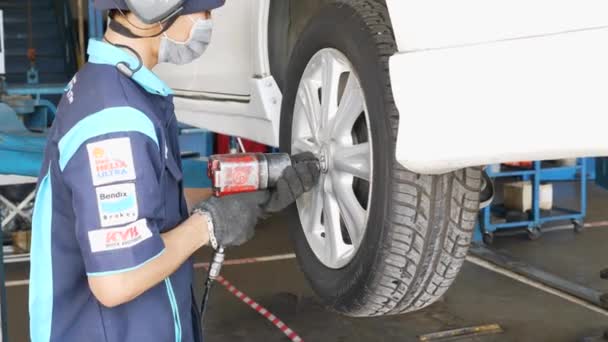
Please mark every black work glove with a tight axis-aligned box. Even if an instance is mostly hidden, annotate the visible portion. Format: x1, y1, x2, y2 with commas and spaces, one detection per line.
193, 191, 270, 248
264, 152, 321, 213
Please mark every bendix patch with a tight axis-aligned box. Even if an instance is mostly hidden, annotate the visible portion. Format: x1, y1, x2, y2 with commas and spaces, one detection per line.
95, 183, 139, 227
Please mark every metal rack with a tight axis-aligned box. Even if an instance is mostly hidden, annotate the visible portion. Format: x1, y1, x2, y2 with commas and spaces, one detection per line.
477, 158, 588, 244
0, 216, 9, 341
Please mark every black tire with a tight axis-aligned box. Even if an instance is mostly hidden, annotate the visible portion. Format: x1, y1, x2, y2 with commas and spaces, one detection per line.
280, 0, 482, 317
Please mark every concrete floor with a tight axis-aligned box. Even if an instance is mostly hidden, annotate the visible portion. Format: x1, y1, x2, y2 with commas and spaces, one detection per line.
5, 183, 608, 341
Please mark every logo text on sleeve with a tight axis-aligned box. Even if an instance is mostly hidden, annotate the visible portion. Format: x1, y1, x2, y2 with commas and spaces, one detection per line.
95, 183, 139, 227
86, 137, 136, 186
88, 219, 152, 253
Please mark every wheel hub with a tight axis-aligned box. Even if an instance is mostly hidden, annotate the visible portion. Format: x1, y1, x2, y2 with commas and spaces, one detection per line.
318, 145, 330, 173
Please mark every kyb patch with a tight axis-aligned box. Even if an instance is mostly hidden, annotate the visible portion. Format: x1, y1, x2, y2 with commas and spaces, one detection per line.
88, 219, 152, 253
87, 137, 136, 186
95, 183, 139, 227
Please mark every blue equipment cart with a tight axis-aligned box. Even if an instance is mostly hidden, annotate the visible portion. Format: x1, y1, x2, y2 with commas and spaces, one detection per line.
477, 159, 588, 244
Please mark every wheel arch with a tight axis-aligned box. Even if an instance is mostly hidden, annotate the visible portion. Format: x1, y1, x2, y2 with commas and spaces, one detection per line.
268, 0, 332, 92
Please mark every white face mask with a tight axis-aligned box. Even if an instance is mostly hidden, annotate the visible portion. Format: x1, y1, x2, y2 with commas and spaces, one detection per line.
158, 16, 213, 65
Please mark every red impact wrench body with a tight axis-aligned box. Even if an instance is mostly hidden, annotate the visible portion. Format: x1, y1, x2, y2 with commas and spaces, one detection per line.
208, 153, 293, 197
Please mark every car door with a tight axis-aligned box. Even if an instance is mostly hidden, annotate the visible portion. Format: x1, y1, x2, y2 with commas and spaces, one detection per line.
154, 0, 281, 146
154, 1, 256, 96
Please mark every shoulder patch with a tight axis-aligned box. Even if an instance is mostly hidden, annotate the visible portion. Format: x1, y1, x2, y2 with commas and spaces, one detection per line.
87, 137, 136, 186
95, 183, 139, 227
88, 219, 152, 253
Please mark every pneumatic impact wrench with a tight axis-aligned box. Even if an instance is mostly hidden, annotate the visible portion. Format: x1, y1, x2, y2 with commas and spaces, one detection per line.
200, 153, 319, 330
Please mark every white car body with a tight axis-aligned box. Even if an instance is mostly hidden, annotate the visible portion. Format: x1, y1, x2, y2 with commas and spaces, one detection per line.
155, 0, 608, 174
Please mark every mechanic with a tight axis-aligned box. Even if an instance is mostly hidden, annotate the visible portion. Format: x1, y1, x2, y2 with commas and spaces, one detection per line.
28, 1, 320, 341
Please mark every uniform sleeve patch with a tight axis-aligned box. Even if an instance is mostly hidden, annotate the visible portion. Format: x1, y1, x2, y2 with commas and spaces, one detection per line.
87, 137, 136, 186
88, 219, 152, 253
95, 183, 139, 227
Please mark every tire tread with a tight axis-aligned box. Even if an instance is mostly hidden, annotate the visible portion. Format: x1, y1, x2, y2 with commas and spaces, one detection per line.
332, 0, 482, 317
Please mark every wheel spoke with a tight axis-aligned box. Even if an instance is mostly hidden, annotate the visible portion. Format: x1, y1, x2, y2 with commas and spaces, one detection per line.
331, 172, 366, 247
292, 136, 317, 154
304, 182, 324, 231
330, 74, 364, 138
323, 190, 347, 262
296, 178, 326, 261
296, 80, 321, 139
320, 52, 345, 134
333, 142, 371, 181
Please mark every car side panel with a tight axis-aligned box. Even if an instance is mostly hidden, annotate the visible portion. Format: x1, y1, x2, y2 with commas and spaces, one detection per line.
154, 1, 256, 96
385, 0, 608, 52
390, 27, 608, 174
385, 1, 608, 173
154, 1, 284, 147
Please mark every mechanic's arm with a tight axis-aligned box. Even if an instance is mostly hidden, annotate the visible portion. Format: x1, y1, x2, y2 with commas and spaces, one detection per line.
90, 182, 283, 308
65, 129, 317, 307
61, 130, 214, 308
88, 214, 208, 308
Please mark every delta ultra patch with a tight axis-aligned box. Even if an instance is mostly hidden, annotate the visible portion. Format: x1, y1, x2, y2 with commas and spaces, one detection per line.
87, 137, 136, 186
95, 183, 139, 227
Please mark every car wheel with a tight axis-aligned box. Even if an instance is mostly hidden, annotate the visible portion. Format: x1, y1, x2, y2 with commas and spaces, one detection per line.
279, 0, 482, 317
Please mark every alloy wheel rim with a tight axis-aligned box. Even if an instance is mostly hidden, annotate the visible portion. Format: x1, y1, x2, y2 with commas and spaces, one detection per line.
291, 48, 373, 269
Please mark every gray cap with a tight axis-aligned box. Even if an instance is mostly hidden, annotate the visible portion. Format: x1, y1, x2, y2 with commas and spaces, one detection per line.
94, 0, 225, 14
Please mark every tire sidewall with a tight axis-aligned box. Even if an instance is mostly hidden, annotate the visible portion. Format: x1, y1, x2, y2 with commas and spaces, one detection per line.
280, 3, 394, 312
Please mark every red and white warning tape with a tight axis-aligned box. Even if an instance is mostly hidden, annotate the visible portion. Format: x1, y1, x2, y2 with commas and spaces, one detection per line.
216, 275, 303, 342
195, 253, 303, 341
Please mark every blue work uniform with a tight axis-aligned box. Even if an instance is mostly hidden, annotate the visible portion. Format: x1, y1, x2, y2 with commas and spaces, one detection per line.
29, 39, 199, 342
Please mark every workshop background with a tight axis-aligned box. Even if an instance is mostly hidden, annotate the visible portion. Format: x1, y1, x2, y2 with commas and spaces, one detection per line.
0, 0, 607, 341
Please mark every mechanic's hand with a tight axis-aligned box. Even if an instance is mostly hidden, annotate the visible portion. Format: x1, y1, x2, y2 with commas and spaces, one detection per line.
193, 191, 270, 248
264, 152, 321, 213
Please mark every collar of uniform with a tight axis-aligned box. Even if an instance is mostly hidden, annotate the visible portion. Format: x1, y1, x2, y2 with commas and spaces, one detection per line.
87, 39, 173, 97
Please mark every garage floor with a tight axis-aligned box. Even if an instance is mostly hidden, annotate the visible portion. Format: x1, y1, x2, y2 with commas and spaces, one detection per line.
5, 182, 608, 341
